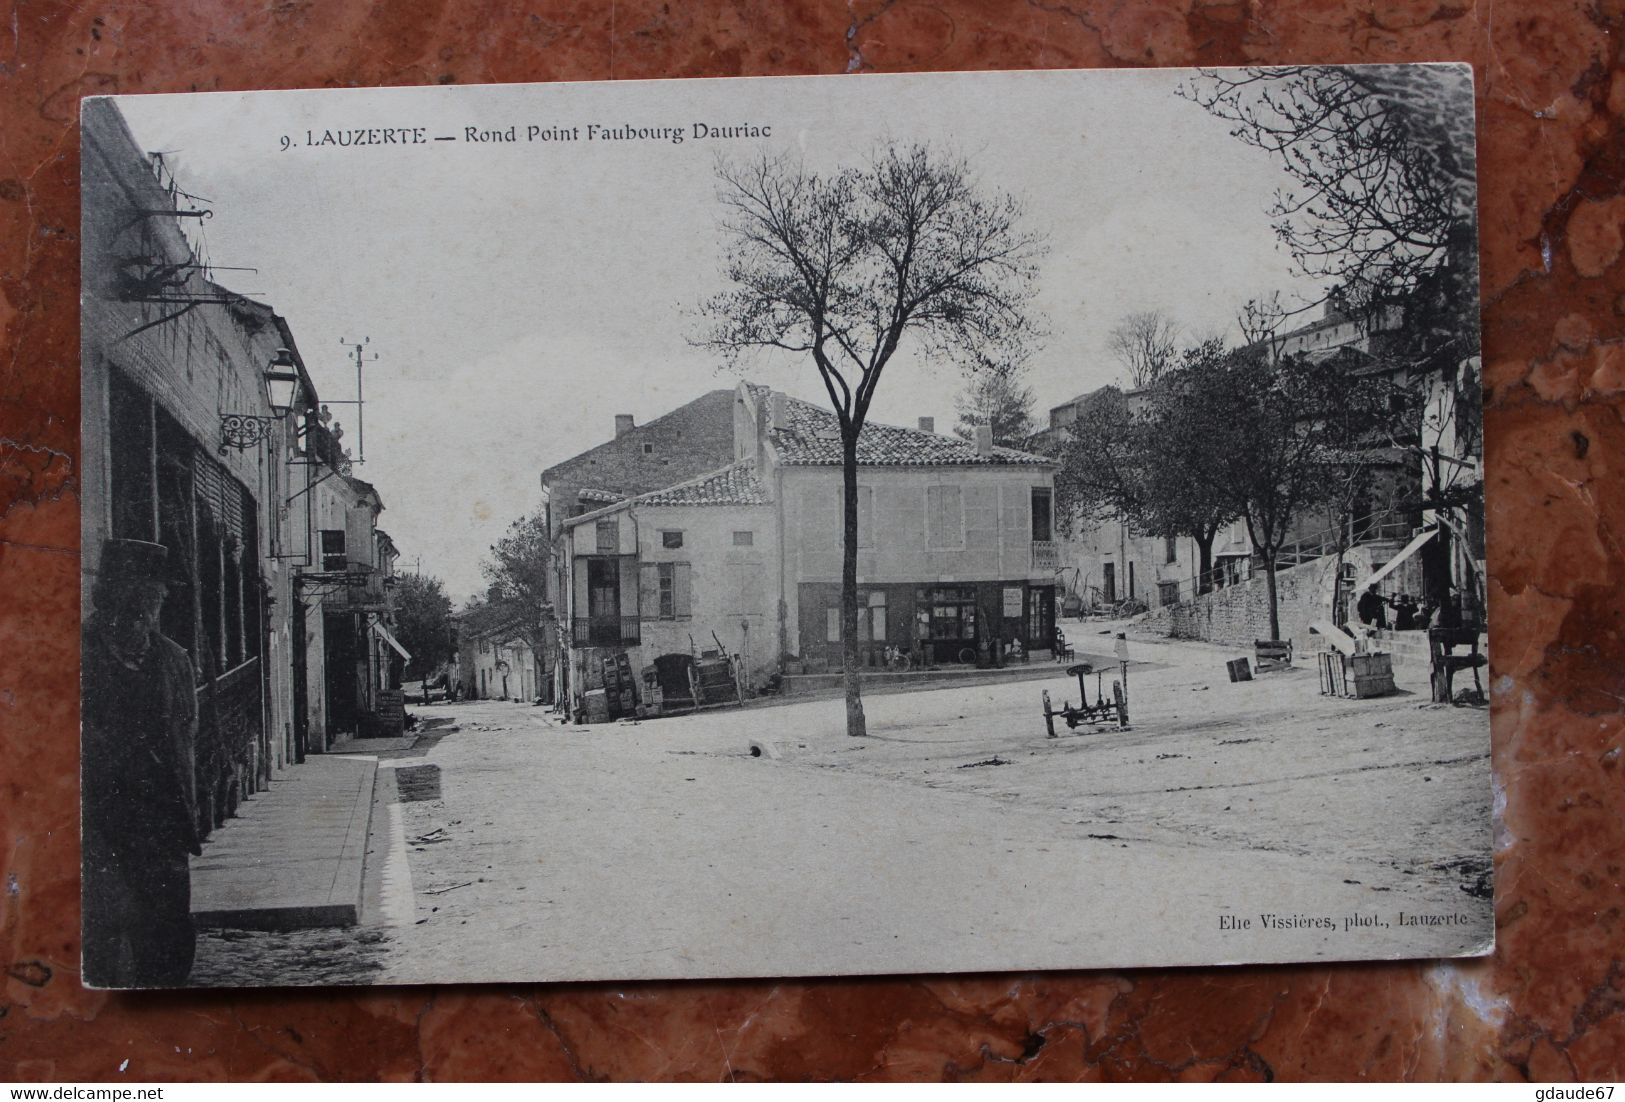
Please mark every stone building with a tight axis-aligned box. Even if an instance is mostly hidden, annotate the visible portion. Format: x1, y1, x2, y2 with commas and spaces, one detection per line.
532, 389, 739, 698
289, 464, 407, 749
82, 98, 304, 831
557, 383, 1058, 718
82, 97, 406, 814
454, 602, 543, 703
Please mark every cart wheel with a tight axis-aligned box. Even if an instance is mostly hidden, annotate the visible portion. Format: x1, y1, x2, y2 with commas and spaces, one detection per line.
1113, 680, 1128, 728
1042, 690, 1057, 738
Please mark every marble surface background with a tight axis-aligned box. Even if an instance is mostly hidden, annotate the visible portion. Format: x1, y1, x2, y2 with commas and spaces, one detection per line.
2, 0, 1621, 1082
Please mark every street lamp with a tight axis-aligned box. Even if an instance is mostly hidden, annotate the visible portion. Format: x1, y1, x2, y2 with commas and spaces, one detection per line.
264, 348, 301, 417
220, 348, 304, 451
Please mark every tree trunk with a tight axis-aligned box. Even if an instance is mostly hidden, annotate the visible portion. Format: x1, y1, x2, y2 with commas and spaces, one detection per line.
1262, 548, 1281, 641
840, 430, 867, 737
1195, 530, 1216, 595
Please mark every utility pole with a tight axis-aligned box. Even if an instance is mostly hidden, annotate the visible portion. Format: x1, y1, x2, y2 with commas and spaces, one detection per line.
329, 337, 379, 463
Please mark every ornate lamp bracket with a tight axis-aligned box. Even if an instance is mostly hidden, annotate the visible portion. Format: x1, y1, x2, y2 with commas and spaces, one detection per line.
220, 412, 275, 451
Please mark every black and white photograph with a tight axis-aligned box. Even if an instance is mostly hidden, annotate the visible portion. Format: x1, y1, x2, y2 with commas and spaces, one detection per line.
80, 65, 1490, 989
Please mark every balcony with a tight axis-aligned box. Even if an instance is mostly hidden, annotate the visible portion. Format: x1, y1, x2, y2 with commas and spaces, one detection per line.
571, 616, 641, 648
1031, 540, 1060, 573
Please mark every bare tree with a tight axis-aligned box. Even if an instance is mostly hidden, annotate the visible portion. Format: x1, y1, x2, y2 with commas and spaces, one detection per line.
1236, 290, 1287, 352
1183, 66, 1477, 359
695, 145, 1045, 736
1107, 311, 1179, 388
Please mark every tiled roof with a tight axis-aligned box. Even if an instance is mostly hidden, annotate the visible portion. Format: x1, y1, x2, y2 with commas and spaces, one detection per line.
770, 395, 1052, 467
636, 463, 768, 507
577, 487, 627, 504
453, 601, 527, 640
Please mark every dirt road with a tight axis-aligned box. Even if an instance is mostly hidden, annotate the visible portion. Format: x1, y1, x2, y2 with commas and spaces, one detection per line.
188, 635, 1491, 986
362, 641, 1490, 985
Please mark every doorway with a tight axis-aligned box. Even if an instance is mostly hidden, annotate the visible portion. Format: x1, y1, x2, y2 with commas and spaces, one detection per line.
586, 558, 621, 646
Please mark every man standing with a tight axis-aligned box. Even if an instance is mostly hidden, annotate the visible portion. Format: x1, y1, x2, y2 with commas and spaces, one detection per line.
81, 538, 202, 987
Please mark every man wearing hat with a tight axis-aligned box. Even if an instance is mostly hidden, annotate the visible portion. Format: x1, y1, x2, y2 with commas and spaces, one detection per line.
81, 538, 203, 987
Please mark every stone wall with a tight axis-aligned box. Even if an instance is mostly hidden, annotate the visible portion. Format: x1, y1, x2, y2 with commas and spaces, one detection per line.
1141, 542, 1420, 649
1142, 554, 1341, 648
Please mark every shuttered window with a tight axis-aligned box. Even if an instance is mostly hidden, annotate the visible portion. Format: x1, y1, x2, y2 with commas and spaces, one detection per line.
926, 485, 963, 549
673, 562, 691, 618
638, 561, 690, 620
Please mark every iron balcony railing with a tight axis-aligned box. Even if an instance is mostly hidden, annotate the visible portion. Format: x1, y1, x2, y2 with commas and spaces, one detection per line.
571, 616, 641, 648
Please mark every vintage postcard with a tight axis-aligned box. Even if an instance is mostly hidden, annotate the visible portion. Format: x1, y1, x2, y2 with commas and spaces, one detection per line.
80, 65, 1490, 988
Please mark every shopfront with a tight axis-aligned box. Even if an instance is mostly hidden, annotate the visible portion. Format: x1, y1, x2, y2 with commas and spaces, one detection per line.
797, 581, 1056, 670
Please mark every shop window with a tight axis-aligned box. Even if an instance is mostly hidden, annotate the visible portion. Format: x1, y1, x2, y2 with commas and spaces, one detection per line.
827, 592, 887, 643
916, 585, 977, 642
860, 590, 887, 641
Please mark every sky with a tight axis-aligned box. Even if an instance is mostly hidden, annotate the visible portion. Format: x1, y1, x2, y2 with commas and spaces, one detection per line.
115, 69, 1327, 603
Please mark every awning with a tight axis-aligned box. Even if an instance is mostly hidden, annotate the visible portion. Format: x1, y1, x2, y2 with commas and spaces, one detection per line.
370, 619, 411, 661
1360, 527, 1437, 590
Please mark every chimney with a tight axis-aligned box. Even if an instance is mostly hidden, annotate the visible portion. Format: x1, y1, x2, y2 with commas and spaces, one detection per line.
917, 416, 935, 434
974, 424, 993, 456
770, 392, 787, 431
614, 414, 635, 438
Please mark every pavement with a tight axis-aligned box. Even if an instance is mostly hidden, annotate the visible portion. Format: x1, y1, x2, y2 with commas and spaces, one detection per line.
188, 753, 378, 930
185, 634, 1495, 987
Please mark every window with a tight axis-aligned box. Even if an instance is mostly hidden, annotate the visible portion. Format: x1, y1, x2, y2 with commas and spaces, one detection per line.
659, 564, 676, 618
321, 530, 346, 572
916, 586, 977, 641
1165, 534, 1177, 564
827, 592, 886, 644
639, 561, 691, 619
926, 486, 963, 549
595, 519, 619, 554
1158, 580, 1180, 606
861, 589, 887, 642
643, 443, 654, 454
732, 530, 754, 547
1031, 488, 1053, 542
661, 530, 684, 549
